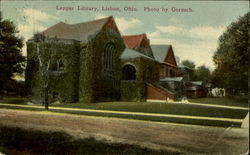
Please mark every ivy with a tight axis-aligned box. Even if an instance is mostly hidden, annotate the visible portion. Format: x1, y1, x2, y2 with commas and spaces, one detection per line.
120, 58, 159, 101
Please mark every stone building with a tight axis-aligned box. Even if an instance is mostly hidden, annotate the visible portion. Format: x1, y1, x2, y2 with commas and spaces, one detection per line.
26, 16, 125, 103
26, 16, 164, 103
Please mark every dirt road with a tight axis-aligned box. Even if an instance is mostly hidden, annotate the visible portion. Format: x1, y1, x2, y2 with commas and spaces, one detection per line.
0, 109, 248, 154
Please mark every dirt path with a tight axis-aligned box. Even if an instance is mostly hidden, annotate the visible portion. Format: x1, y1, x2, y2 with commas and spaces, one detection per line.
0, 109, 248, 154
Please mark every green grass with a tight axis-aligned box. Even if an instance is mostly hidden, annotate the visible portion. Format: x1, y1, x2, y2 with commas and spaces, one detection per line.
0, 125, 176, 154
0, 96, 28, 105
189, 97, 248, 107
0, 97, 248, 127
52, 101, 248, 119
0, 104, 246, 127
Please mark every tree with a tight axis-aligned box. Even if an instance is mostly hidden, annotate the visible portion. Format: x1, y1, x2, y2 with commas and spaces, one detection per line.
33, 33, 57, 110
213, 12, 249, 97
194, 65, 211, 82
181, 60, 196, 80
0, 12, 25, 99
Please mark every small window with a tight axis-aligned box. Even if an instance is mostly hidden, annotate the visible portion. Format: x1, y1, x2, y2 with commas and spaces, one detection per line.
166, 68, 169, 76
122, 64, 136, 80
50, 59, 64, 72
170, 70, 175, 77
107, 28, 115, 35
58, 60, 64, 71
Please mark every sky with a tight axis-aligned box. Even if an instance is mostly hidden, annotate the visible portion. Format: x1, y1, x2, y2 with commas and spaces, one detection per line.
1, 0, 249, 70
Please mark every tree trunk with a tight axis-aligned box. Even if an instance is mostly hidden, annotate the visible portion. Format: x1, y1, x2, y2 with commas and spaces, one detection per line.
43, 86, 49, 110
0, 90, 3, 100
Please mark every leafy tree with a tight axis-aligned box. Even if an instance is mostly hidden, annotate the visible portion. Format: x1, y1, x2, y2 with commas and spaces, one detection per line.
194, 65, 211, 82
0, 12, 25, 99
33, 33, 57, 110
181, 60, 196, 80
213, 12, 249, 97
181, 60, 195, 69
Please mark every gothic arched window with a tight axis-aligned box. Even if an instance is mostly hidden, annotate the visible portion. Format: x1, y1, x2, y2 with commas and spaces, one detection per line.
103, 43, 115, 77
122, 64, 136, 80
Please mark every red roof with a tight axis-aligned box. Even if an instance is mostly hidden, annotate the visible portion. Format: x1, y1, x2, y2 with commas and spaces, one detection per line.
122, 34, 146, 49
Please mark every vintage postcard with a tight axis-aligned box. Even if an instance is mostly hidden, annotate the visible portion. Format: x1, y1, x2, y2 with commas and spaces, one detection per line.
0, 0, 249, 154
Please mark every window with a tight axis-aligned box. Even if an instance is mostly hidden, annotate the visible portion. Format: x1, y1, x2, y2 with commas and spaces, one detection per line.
170, 70, 175, 77
50, 59, 64, 72
122, 64, 136, 80
107, 28, 116, 35
103, 43, 115, 77
58, 60, 64, 71
166, 68, 169, 76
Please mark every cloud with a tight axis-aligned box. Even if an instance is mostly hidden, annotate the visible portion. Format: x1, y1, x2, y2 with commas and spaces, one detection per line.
23, 9, 56, 22
18, 24, 46, 33
95, 14, 143, 34
95, 14, 108, 20
18, 9, 57, 56
156, 25, 186, 34
147, 24, 227, 69
115, 17, 143, 33
155, 25, 226, 41
189, 26, 226, 40
169, 17, 179, 23
19, 8, 57, 33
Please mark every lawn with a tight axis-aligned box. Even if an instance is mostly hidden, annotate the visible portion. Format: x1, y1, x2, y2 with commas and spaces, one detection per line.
52, 101, 248, 119
0, 97, 248, 127
0, 104, 244, 127
0, 96, 28, 105
189, 97, 248, 107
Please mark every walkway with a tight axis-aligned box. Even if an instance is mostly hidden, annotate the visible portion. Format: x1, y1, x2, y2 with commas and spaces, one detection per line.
171, 101, 248, 110
0, 109, 248, 155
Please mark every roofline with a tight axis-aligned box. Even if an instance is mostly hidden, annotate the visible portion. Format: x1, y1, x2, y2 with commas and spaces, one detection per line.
162, 62, 177, 68
122, 33, 146, 37
63, 16, 111, 27
151, 44, 172, 46
121, 48, 158, 62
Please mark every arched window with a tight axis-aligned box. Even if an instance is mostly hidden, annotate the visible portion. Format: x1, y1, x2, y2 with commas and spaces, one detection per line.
122, 64, 136, 80
103, 43, 115, 77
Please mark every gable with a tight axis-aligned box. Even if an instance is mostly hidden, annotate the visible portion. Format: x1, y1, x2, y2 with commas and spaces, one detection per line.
151, 45, 170, 62
122, 34, 144, 49
122, 34, 154, 58
164, 46, 177, 67
42, 16, 111, 43
104, 17, 119, 32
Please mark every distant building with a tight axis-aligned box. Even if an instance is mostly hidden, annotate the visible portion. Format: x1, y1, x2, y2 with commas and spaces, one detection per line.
177, 64, 192, 82
151, 45, 185, 100
151, 45, 178, 78
186, 81, 206, 98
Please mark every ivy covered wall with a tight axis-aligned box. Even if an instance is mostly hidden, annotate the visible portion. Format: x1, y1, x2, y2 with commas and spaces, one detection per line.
25, 40, 80, 103
120, 58, 159, 101
79, 28, 125, 103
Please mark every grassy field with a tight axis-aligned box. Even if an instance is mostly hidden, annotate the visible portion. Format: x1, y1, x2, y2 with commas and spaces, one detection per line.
189, 97, 248, 107
52, 101, 247, 119
0, 97, 248, 127
0, 104, 246, 127
0, 97, 28, 105
0, 125, 175, 154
